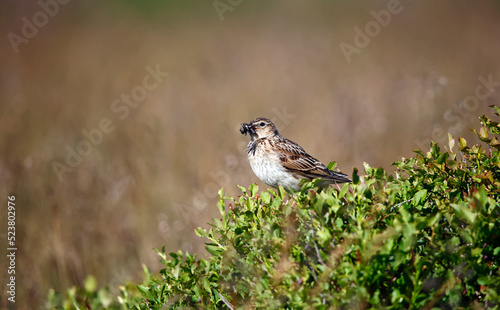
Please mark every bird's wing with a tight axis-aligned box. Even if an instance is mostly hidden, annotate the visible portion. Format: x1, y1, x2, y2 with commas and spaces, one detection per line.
274, 137, 351, 183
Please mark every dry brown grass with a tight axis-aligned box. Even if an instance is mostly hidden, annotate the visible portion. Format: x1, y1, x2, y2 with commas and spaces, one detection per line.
1, 0, 500, 307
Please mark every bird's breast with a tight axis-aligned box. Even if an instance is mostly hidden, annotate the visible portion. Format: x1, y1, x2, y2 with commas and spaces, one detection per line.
246, 140, 300, 190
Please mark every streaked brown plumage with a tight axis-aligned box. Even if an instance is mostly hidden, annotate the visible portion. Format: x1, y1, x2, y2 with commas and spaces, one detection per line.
240, 117, 351, 190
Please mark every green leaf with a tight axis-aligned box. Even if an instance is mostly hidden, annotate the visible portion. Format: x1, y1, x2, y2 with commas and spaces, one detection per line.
413, 189, 427, 206
195, 227, 208, 238
136, 285, 149, 295
261, 191, 271, 204
451, 203, 476, 223
205, 245, 224, 256
335, 218, 343, 228
474, 186, 488, 206
193, 284, 203, 299
430, 141, 440, 157
317, 229, 332, 247
338, 183, 349, 199
414, 148, 425, 156
448, 133, 455, 151
331, 203, 341, 214
436, 152, 449, 164
479, 126, 488, 140
249, 183, 259, 197
477, 276, 491, 286
458, 137, 467, 149
173, 264, 181, 279
217, 200, 225, 220
84, 275, 97, 293
352, 167, 360, 184
272, 196, 282, 208
203, 277, 211, 292
363, 162, 372, 174
277, 185, 286, 200
218, 188, 224, 199
237, 185, 247, 195
491, 104, 500, 116
426, 213, 441, 227
327, 161, 338, 170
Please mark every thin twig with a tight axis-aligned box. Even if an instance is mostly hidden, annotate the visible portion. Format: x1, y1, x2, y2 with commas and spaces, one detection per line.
303, 260, 318, 281
390, 198, 413, 212
313, 240, 327, 266
217, 291, 235, 310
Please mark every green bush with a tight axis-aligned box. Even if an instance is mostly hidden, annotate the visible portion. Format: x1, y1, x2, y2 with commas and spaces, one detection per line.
49, 107, 500, 309
45, 274, 143, 309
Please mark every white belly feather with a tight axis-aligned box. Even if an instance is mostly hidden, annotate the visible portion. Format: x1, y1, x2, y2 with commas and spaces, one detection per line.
247, 146, 301, 190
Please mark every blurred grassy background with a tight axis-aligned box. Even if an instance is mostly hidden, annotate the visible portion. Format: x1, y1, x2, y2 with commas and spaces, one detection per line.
1, 0, 500, 307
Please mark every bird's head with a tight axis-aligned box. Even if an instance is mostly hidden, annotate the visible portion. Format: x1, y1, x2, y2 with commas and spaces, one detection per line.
240, 117, 279, 140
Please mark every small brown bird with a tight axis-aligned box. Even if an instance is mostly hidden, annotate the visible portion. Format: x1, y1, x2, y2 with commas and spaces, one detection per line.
240, 117, 351, 190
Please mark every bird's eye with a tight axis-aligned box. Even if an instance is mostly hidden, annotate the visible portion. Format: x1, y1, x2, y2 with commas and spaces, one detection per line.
259, 122, 265, 127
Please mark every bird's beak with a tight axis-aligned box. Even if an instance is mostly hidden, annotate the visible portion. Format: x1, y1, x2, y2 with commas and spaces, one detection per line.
240, 123, 254, 136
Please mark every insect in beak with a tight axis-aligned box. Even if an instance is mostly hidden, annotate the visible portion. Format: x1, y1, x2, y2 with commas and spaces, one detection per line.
240, 123, 255, 136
